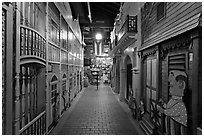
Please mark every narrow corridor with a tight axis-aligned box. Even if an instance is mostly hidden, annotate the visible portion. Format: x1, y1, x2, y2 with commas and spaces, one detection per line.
2, 2, 202, 135
50, 82, 142, 135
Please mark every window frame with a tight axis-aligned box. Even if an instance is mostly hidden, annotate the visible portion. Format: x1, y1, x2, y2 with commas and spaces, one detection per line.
50, 75, 58, 104
156, 2, 166, 22
50, 18, 59, 44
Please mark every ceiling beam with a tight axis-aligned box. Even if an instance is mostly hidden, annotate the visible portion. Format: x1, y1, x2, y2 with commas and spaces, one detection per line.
87, 2, 92, 23
102, 3, 120, 12
69, 2, 85, 19
91, 5, 116, 17
80, 22, 113, 28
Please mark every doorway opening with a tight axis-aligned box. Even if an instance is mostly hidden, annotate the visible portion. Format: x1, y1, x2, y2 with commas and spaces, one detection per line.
126, 55, 132, 100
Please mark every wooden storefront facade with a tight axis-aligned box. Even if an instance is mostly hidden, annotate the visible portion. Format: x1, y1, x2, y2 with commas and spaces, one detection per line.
139, 2, 202, 135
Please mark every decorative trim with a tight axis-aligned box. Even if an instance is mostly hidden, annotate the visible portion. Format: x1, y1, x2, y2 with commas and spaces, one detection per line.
160, 39, 191, 60
141, 48, 157, 61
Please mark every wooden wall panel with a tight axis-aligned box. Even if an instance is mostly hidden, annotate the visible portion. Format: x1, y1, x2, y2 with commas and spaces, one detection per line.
161, 58, 168, 102
152, 3, 201, 35
141, 2, 202, 49
61, 64, 68, 73
143, 60, 147, 100
36, 67, 46, 115
52, 64, 60, 73
48, 3, 60, 25
36, 3, 46, 37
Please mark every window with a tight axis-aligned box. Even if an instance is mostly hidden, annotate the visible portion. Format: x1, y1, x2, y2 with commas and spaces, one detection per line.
51, 19, 58, 44
157, 2, 166, 21
50, 75, 58, 104
168, 53, 186, 71
61, 17, 68, 50
51, 84, 57, 104
61, 29, 67, 49
62, 74, 67, 93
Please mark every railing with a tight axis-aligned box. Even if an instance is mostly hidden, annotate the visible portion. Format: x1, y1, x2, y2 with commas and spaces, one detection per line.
19, 111, 46, 135
20, 25, 46, 60
150, 99, 187, 135
117, 15, 137, 41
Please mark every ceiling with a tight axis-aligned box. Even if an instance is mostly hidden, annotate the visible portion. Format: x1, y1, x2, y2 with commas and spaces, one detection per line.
69, 2, 121, 46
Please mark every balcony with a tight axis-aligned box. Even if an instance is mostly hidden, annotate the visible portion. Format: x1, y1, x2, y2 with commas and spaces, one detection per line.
20, 25, 46, 66
110, 15, 138, 55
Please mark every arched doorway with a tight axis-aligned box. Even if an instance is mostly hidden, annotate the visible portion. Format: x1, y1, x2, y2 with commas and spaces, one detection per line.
61, 73, 67, 114
125, 55, 132, 100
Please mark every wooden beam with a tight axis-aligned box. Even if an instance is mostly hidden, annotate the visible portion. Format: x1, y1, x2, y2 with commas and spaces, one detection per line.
191, 28, 201, 135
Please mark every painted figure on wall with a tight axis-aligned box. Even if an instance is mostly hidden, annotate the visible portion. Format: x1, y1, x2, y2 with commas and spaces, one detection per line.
158, 70, 188, 134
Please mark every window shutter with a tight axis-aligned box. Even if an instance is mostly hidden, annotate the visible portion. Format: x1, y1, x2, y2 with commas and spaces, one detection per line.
168, 53, 186, 71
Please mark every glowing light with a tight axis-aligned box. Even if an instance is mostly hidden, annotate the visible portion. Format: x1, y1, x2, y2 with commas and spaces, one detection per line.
63, 30, 67, 40
68, 32, 73, 40
95, 33, 102, 40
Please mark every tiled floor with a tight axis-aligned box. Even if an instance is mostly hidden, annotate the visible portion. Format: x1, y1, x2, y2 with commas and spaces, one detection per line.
50, 82, 143, 135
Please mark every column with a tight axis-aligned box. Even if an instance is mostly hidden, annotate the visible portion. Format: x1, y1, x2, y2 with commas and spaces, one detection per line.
119, 68, 127, 102
21, 66, 26, 127
27, 67, 31, 122
3, 3, 14, 134
191, 28, 201, 134
14, 2, 21, 135
59, 14, 62, 117
111, 57, 116, 90
45, 2, 49, 133
136, 53, 141, 105
132, 68, 140, 105
114, 53, 121, 94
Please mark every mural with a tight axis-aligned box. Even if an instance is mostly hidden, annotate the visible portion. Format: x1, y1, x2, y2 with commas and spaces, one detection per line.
158, 70, 188, 133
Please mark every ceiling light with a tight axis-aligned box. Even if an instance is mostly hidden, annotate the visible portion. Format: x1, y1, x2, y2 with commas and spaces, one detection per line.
95, 33, 102, 40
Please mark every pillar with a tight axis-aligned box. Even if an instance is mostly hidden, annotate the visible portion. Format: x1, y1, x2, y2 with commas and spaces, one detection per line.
191, 28, 201, 134
45, 2, 49, 133
114, 53, 121, 94
132, 69, 140, 106
119, 68, 127, 102
14, 2, 21, 135
3, 2, 14, 134
59, 13, 62, 118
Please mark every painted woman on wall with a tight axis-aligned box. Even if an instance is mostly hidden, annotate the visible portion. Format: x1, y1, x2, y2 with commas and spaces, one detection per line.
158, 70, 188, 134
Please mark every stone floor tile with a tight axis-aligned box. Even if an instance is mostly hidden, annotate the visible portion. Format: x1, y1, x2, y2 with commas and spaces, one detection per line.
50, 82, 143, 135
